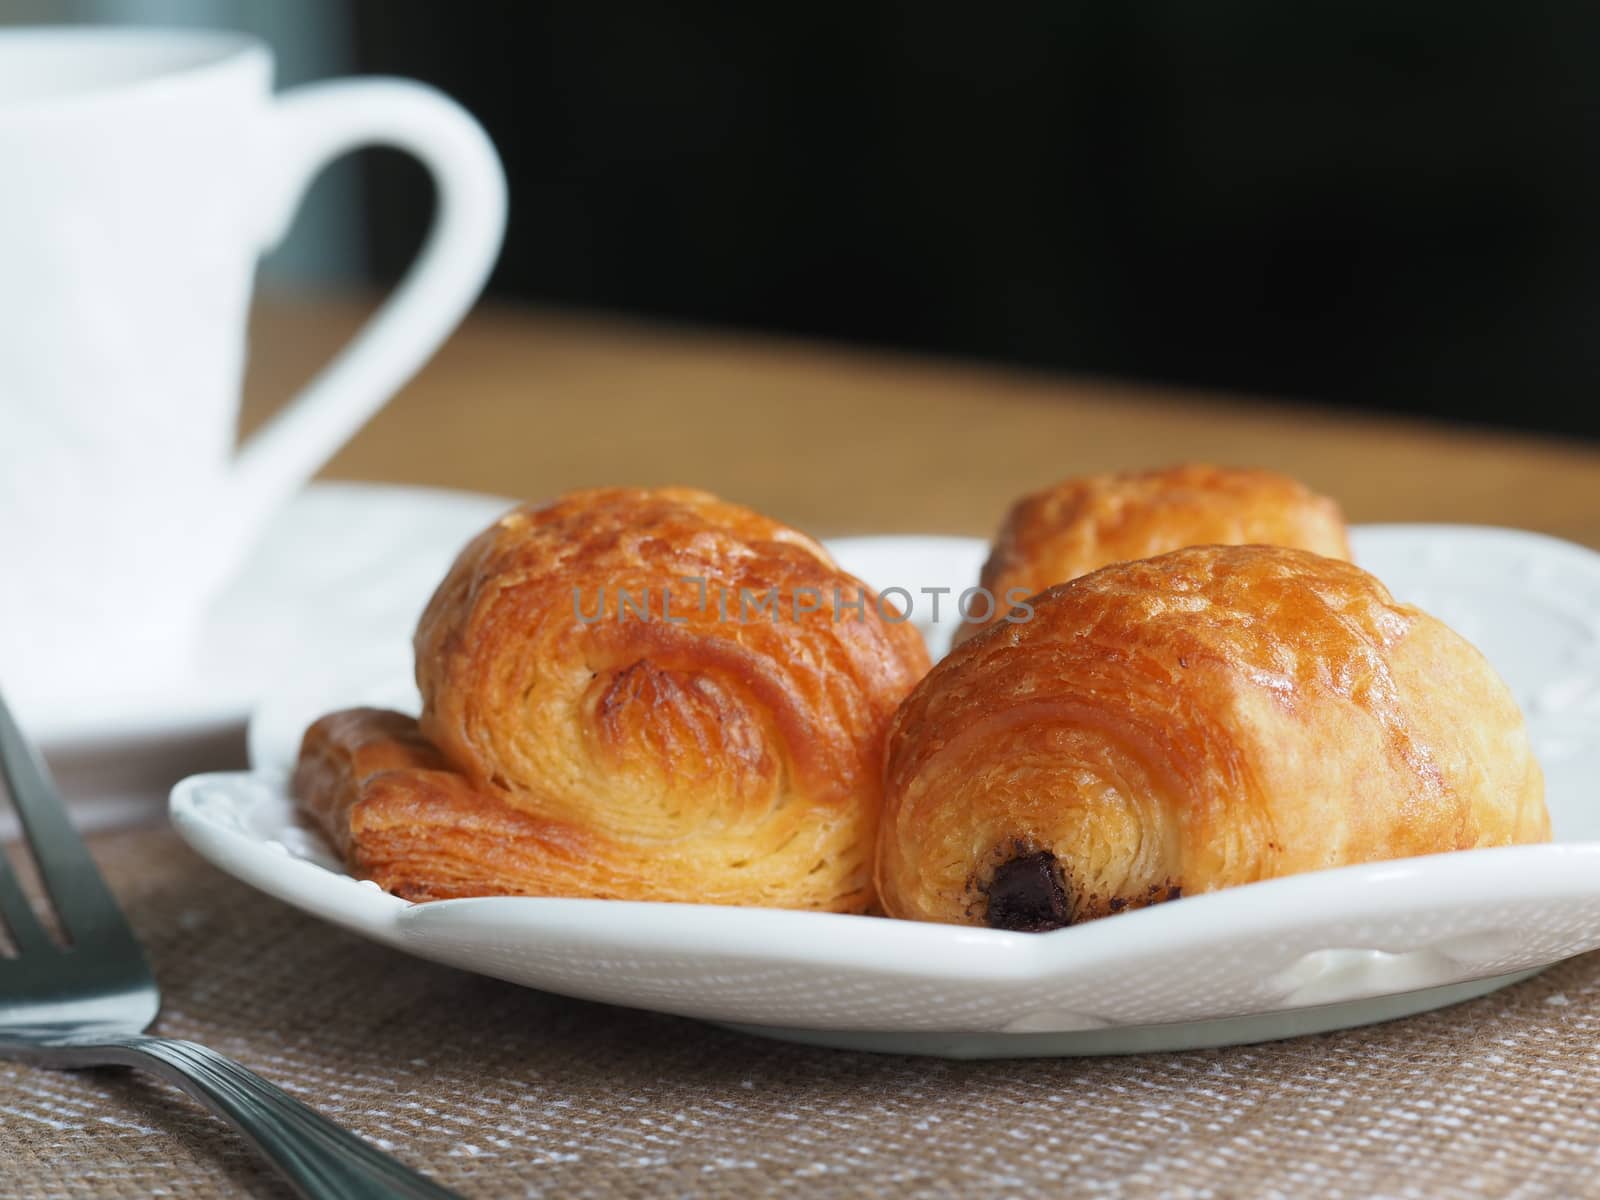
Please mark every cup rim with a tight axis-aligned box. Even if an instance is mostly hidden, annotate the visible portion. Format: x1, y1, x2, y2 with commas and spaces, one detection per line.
0, 26, 270, 120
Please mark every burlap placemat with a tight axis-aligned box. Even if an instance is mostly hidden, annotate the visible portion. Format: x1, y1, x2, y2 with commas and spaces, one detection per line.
3, 826, 1599, 1199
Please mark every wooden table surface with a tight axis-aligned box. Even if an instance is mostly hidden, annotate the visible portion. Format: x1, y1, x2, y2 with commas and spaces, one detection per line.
245, 294, 1600, 549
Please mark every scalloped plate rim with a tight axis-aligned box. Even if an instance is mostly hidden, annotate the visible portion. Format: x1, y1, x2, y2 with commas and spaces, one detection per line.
170, 771, 1600, 974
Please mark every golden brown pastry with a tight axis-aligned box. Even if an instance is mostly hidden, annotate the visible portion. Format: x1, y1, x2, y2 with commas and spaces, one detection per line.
958, 464, 1351, 642
879, 544, 1548, 931
295, 487, 931, 910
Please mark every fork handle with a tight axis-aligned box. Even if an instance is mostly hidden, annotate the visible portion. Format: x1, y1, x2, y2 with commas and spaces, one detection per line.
54, 1035, 461, 1199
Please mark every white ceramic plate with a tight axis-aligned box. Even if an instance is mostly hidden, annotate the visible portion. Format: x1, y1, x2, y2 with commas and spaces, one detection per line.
30, 482, 512, 755
173, 526, 1600, 1058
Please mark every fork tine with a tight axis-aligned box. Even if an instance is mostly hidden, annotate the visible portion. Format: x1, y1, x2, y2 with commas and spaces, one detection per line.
0, 843, 50, 953
0, 690, 138, 950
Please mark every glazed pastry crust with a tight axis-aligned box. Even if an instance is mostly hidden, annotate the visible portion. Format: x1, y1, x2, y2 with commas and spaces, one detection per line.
959, 464, 1351, 642
878, 545, 1549, 929
295, 487, 930, 910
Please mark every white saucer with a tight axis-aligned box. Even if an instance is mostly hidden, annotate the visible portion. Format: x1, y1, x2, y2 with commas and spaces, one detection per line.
30, 482, 512, 755
173, 526, 1600, 1057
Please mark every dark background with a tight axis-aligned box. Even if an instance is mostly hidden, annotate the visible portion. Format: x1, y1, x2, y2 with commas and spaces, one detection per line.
351, 2, 1600, 439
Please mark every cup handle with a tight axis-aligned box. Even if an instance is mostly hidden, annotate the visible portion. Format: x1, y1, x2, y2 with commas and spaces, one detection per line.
227, 78, 507, 552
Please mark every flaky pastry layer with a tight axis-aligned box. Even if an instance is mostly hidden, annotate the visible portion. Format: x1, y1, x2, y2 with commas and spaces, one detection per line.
295, 487, 930, 910
959, 463, 1351, 642
879, 544, 1549, 930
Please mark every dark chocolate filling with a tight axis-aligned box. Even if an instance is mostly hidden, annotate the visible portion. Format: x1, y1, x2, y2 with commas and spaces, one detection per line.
985, 850, 1072, 932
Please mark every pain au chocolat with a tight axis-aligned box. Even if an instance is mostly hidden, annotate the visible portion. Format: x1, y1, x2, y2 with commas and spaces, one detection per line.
295, 487, 930, 911
957, 464, 1351, 642
878, 544, 1549, 931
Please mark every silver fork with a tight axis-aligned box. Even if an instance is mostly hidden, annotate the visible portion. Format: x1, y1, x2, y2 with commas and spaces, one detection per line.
0, 691, 461, 1199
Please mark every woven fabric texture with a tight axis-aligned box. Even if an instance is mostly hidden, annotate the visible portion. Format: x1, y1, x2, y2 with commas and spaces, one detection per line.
2, 826, 1598, 1199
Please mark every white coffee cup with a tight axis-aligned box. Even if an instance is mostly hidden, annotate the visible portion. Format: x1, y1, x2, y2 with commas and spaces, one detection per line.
0, 28, 506, 717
